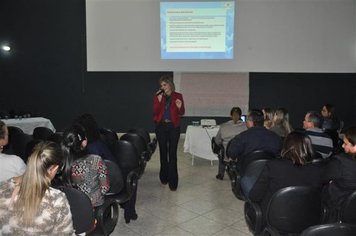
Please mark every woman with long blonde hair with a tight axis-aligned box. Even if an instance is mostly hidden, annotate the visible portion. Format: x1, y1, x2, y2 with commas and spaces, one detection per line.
0, 141, 75, 235
270, 108, 293, 138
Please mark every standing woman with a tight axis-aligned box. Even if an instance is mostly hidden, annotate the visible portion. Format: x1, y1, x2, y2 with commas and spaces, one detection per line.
0, 141, 75, 235
153, 74, 185, 191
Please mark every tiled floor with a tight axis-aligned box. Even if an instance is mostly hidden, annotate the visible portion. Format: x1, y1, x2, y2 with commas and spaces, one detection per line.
111, 138, 252, 236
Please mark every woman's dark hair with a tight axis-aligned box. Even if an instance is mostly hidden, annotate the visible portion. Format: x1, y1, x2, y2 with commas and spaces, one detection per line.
323, 104, 336, 119
0, 121, 6, 139
60, 124, 87, 186
76, 113, 100, 143
230, 107, 242, 117
281, 131, 314, 165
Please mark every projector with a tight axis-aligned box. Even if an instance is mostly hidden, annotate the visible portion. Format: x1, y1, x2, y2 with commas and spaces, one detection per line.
200, 119, 217, 127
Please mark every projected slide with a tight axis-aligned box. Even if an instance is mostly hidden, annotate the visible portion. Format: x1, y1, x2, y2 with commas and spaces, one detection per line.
160, 1, 235, 60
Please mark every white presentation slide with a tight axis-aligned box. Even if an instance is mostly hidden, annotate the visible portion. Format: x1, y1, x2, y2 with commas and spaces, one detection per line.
160, 1, 235, 59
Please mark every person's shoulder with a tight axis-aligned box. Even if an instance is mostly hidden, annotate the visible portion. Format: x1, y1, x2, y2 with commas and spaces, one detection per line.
49, 186, 64, 195
86, 154, 103, 161
48, 187, 68, 201
0, 153, 23, 161
332, 153, 356, 163
48, 187, 71, 207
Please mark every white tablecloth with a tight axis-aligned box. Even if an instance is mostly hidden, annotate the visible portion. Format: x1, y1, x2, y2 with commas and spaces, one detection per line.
3, 117, 56, 135
184, 125, 219, 165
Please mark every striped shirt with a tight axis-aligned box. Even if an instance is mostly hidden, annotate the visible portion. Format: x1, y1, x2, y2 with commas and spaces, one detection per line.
305, 128, 333, 158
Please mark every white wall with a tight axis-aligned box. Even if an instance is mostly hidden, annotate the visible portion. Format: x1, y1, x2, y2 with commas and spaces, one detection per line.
86, 0, 355, 72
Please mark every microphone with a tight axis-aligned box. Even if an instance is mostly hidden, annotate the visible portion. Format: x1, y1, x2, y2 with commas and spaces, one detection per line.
156, 89, 164, 96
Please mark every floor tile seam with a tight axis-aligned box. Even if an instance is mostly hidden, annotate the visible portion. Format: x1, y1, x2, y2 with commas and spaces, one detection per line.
198, 212, 241, 228
177, 215, 228, 236
138, 205, 199, 223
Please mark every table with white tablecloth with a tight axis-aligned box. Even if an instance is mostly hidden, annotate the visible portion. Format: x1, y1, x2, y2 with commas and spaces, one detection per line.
183, 125, 219, 165
3, 117, 56, 135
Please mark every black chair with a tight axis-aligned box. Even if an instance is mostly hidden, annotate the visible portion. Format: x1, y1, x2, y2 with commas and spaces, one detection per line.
104, 160, 127, 202
5, 130, 33, 162
229, 150, 275, 201
324, 129, 343, 154
301, 223, 356, 236
59, 186, 120, 236
99, 128, 118, 155
339, 190, 356, 224
127, 128, 157, 160
32, 126, 54, 140
57, 186, 96, 235
7, 126, 24, 136
264, 186, 323, 235
107, 141, 140, 203
110, 140, 141, 223
120, 133, 148, 177
211, 136, 224, 159
47, 132, 63, 144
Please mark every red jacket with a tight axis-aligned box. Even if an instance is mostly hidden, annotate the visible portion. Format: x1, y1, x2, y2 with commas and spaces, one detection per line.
153, 92, 185, 127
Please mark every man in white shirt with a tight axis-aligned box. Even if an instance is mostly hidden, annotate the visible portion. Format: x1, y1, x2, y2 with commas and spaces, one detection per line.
0, 121, 26, 182
214, 107, 247, 180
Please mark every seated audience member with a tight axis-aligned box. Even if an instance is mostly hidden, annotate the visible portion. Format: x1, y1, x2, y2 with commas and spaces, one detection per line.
76, 113, 116, 162
0, 141, 75, 235
303, 111, 334, 158
323, 126, 356, 222
262, 107, 274, 129
270, 108, 293, 138
227, 109, 282, 170
321, 104, 341, 132
248, 131, 325, 230
61, 124, 110, 208
214, 107, 247, 180
75, 114, 138, 223
0, 121, 26, 182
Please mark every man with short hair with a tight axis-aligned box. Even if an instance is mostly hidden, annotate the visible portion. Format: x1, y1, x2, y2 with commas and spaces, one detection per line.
303, 111, 334, 158
214, 107, 247, 180
227, 109, 282, 170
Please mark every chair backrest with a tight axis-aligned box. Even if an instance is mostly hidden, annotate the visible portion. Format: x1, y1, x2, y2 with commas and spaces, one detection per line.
240, 159, 268, 196
104, 160, 124, 195
58, 186, 95, 234
301, 223, 356, 236
340, 190, 356, 224
120, 133, 147, 153
47, 132, 63, 144
8, 132, 33, 161
211, 136, 223, 156
112, 140, 140, 178
120, 133, 149, 165
127, 128, 151, 145
266, 186, 322, 234
324, 129, 343, 154
240, 150, 275, 176
127, 127, 157, 157
99, 128, 118, 154
7, 126, 24, 137
32, 126, 54, 140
